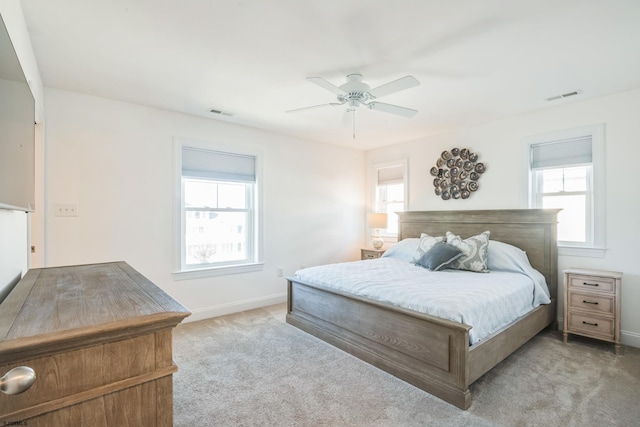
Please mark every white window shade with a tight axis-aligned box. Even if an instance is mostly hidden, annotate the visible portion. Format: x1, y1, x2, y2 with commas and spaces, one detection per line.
377, 165, 404, 185
531, 136, 592, 170
182, 146, 255, 182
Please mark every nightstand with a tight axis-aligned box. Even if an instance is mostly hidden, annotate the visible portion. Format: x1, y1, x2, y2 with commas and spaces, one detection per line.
563, 268, 623, 354
361, 249, 385, 260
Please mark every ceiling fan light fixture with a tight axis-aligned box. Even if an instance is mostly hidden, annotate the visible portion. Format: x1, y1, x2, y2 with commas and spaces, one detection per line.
347, 99, 360, 110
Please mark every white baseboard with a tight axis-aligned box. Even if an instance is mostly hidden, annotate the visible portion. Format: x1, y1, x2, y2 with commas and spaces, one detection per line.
621, 330, 640, 348
183, 293, 287, 323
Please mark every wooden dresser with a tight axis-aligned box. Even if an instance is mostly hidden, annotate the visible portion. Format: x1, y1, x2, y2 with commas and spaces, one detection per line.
0, 262, 191, 426
563, 268, 622, 354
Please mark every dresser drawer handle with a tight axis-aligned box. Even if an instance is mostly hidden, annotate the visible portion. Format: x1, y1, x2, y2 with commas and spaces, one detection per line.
0, 366, 36, 395
582, 321, 598, 327
582, 300, 599, 305
583, 282, 599, 287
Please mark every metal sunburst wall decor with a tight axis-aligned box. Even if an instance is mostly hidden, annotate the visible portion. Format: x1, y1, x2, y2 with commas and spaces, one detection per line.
430, 148, 486, 200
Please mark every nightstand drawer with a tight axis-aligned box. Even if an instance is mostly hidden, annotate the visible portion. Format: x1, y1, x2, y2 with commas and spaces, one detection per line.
568, 292, 614, 315
361, 249, 385, 260
568, 275, 615, 293
567, 312, 614, 339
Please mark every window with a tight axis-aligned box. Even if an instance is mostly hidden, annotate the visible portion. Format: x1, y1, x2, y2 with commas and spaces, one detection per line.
175, 144, 262, 277
373, 161, 408, 236
535, 166, 590, 243
183, 179, 252, 266
525, 124, 605, 257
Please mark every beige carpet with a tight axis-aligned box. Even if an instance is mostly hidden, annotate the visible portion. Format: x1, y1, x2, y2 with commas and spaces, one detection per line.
172, 304, 640, 427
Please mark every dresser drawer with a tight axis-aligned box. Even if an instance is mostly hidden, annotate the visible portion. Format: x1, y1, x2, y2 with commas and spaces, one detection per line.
568, 274, 615, 293
0, 330, 173, 423
567, 312, 614, 339
568, 291, 614, 315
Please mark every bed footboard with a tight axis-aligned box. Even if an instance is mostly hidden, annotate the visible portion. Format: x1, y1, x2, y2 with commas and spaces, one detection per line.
286, 278, 473, 409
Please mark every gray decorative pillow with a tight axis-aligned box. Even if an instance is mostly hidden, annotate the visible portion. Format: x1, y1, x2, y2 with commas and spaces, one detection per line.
412, 233, 445, 263
446, 231, 490, 273
414, 242, 463, 271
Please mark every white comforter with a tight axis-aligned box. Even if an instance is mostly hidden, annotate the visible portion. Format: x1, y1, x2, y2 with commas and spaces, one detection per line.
294, 257, 551, 345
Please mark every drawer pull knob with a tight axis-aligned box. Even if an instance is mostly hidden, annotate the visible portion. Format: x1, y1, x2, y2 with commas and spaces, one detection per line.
582, 321, 598, 327
583, 282, 599, 287
0, 366, 36, 395
582, 300, 599, 305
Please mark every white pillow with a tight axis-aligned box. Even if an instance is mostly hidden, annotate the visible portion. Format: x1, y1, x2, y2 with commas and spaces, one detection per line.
488, 240, 528, 271
380, 238, 420, 262
488, 240, 551, 301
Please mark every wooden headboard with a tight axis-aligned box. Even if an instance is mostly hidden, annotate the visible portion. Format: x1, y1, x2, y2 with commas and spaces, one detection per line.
397, 209, 560, 298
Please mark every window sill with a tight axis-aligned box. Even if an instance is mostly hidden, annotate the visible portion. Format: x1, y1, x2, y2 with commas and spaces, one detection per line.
173, 262, 264, 280
558, 246, 606, 258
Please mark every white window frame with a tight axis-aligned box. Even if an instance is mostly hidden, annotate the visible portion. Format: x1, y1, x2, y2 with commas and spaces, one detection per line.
371, 159, 408, 240
173, 139, 263, 279
522, 124, 605, 257
181, 178, 255, 269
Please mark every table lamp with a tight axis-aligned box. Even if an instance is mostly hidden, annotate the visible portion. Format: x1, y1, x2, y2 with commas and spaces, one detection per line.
367, 213, 388, 250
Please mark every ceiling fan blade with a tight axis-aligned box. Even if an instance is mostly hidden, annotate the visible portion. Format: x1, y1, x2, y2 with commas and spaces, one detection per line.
286, 102, 342, 113
307, 76, 345, 95
367, 102, 417, 118
369, 76, 420, 99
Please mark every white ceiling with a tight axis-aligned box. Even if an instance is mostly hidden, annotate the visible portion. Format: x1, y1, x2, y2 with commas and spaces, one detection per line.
20, 0, 640, 150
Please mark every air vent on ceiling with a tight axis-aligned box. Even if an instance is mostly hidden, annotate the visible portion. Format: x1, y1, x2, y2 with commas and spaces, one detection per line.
545, 90, 582, 102
209, 108, 234, 117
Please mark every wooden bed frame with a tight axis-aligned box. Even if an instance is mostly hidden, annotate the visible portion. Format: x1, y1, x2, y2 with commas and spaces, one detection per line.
286, 209, 559, 409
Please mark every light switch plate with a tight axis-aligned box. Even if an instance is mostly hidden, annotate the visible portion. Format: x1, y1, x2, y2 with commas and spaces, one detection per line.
54, 204, 78, 217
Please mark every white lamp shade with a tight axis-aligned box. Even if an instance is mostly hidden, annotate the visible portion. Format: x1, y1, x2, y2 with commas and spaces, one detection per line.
367, 213, 388, 229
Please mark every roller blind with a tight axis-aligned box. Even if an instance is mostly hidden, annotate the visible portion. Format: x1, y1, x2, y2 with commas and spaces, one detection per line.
182, 146, 255, 182
377, 165, 404, 185
531, 136, 592, 170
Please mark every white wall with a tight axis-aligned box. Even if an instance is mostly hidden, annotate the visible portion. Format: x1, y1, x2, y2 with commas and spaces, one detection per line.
366, 88, 640, 348
43, 88, 365, 321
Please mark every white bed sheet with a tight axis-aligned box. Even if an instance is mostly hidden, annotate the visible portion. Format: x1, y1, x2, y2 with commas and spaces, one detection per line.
294, 257, 550, 345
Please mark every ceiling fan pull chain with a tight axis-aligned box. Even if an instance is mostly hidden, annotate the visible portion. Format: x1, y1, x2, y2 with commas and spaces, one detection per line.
353, 111, 356, 139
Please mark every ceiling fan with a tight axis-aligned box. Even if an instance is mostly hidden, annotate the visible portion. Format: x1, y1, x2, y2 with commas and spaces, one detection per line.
287, 73, 420, 138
